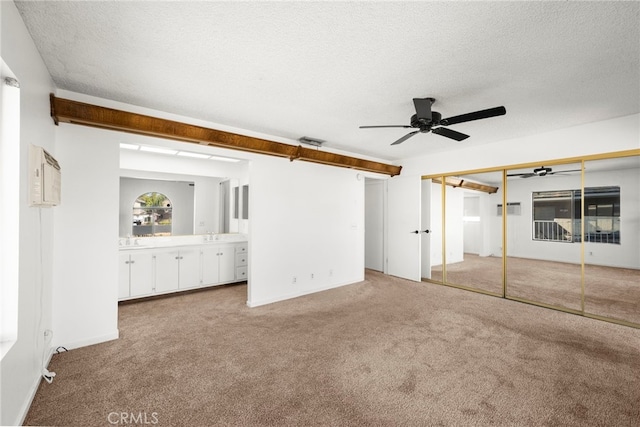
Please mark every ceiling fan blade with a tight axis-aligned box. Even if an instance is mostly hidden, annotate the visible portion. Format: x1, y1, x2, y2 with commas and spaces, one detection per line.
413, 98, 434, 121
432, 127, 469, 142
441, 106, 506, 126
506, 173, 535, 178
391, 131, 419, 146
548, 169, 582, 175
359, 125, 412, 129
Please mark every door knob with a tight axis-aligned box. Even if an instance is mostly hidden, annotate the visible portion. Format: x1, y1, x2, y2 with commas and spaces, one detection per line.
411, 230, 420, 234
423, 229, 430, 234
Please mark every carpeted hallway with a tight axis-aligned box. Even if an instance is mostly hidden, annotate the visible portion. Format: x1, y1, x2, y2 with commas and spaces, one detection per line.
25, 270, 640, 426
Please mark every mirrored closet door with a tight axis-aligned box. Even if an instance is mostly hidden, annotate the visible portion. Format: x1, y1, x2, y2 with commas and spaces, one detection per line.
505, 162, 583, 311
428, 179, 444, 282
443, 171, 503, 295
583, 156, 640, 325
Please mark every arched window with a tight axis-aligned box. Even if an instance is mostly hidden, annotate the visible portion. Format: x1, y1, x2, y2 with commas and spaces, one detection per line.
132, 192, 172, 237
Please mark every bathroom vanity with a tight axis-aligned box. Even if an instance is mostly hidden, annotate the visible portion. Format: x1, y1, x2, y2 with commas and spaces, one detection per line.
118, 234, 248, 301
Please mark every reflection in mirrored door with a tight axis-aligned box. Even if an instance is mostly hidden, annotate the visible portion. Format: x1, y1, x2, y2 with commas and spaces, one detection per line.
443, 172, 503, 295
505, 162, 582, 311
584, 156, 640, 325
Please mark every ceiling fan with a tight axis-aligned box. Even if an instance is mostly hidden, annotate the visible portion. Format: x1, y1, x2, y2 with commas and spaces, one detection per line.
507, 166, 581, 178
359, 97, 506, 145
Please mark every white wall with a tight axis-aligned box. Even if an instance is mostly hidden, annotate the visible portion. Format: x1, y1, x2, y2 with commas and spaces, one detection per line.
478, 191, 497, 257
445, 186, 464, 265
460, 191, 501, 257
248, 156, 365, 306
51, 123, 121, 350
585, 165, 639, 269
0, 2, 57, 425
463, 195, 480, 254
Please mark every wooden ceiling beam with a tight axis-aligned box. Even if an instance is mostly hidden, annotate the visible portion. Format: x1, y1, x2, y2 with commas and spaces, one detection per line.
50, 94, 402, 177
432, 176, 499, 194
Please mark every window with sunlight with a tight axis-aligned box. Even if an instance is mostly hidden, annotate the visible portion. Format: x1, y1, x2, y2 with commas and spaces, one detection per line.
1, 61, 21, 358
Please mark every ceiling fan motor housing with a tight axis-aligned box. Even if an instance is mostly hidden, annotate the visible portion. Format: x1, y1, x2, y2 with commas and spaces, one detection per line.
534, 166, 552, 176
411, 111, 442, 132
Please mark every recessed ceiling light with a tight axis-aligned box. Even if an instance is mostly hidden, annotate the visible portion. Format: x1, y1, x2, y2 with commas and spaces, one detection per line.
139, 146, 178, 155
120, 143, 140, 150
209, 155, 241, 163
177, 151, 211, 159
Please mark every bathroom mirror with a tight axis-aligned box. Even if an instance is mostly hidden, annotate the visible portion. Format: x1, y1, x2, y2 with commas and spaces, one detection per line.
118, 141, 250, 238
119, 173, 239, 237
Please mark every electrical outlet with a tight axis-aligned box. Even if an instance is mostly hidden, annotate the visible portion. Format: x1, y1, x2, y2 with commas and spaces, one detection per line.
292, 276, 297, 284
311, 273, 314, 279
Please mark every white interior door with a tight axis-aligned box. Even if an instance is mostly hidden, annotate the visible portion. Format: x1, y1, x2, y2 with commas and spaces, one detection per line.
421, 179, 431, 279
387, 175, 421, 281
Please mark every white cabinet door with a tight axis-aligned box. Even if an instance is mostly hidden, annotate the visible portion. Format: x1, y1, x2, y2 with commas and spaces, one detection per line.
154, 250, 179, 293
387, 175, 422, 281
201, 247, 220, 285
129, 252, 154, 297
179, 248, 200, 289
118, 253, 131, 299
218, 246, 236, 283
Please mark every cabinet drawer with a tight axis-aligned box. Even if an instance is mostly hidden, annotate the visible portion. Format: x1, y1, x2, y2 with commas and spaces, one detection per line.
236, 266, 248, 281
236, 245, 247, 254
236, 252, 248, 266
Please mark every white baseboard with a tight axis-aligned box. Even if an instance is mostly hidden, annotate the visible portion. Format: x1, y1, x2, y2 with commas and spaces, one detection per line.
246, 279, 361, 308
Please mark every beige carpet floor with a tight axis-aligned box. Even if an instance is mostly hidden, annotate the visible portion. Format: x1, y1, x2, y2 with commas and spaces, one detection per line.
25, 270, 640, 426
430, 254, 640, 324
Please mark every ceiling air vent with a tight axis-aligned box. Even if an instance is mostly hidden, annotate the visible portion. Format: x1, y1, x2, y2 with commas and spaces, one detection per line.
298, 136, 325, 147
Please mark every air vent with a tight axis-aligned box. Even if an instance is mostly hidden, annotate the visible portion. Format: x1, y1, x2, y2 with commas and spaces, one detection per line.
298, 136, 325, 147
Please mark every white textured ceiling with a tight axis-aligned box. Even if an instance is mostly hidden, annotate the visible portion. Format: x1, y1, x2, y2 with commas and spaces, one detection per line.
14, 1, 640, 161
